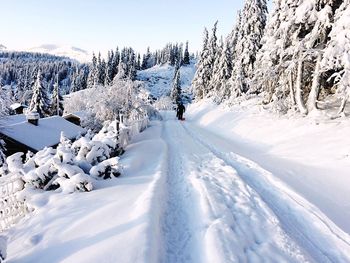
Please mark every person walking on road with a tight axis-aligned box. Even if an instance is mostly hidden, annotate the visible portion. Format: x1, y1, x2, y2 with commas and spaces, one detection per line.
176, 103, 185, 120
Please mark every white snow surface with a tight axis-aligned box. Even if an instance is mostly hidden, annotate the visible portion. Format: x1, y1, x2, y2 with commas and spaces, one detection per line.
6, 104, 350, 262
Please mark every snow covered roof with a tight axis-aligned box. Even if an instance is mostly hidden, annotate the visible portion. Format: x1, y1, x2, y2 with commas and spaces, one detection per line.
63, 111, 86, 119
0, 116, 85, 151
10, 103, 27, 110
0, 114, 27, 126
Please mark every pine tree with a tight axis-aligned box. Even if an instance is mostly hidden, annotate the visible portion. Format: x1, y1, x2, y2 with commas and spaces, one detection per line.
112, 47, 120, 78
136, 53, 141, 70
232, 0, 267, 95
28, 70, 51, 117
255, 0, 342, 114
171, 66, 181, 104
105, 50, 114, 86
97, 53, 106, 85
209, 36, 224, 98
321, 0, 350, 116
128, 50, 137, 80
87, 53, 98, 89
0, 139, 6, 168
192, 28, 210, 100
213, 38, 233, 102
51, 79, 64, 116
183, 41, 190, 65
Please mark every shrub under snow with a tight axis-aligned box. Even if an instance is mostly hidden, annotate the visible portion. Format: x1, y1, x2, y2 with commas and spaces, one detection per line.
1, 112, 149, 196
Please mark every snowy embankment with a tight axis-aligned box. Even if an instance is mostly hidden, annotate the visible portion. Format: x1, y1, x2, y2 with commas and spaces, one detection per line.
186, 98, 350, 235
6, 122, 167, 263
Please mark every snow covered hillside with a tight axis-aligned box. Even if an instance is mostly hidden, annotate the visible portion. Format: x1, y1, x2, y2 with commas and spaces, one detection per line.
28, 44, 90, 62
0, 44, 6, 51
137, 61, 196, 99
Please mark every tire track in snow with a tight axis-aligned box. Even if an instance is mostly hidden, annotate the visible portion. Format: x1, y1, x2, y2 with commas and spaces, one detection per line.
182, 121, 350, 263
160, 112, 308, 262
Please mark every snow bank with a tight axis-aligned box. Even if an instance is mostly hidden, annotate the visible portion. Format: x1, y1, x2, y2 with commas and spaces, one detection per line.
187, 98, 350, 234
5, 120, 166, 263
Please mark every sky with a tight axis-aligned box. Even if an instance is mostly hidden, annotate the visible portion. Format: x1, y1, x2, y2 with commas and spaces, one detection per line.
0, 0, 271, 55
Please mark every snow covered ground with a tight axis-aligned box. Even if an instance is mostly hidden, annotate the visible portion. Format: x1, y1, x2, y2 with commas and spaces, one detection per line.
186, 99, 350, 235
6, 106, 350, 262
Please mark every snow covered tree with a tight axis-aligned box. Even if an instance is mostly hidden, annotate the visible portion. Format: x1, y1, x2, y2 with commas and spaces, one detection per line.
0, 139, 6, 168
321, 0, 350, 116
191, 24, 218, 100
0, 85, 12, 116
87, 53, 98, 89
171, 66, 181, 104
113, 62, 128, 81
105, 50, 114, 86
208, 37, 223, 97
28, 70, 51, 117
50, 80, 64, 116
97, 53, 106, 85
231, 0, 267, 95
254, 0, 342, 114
183, 41, 190, 65
212, 38, 233, 103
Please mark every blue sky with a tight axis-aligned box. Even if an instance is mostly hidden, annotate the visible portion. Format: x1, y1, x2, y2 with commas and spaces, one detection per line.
0, 0, 269, 54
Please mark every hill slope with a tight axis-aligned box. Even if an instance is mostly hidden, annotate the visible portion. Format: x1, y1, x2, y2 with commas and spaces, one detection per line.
137, 62, 196, 100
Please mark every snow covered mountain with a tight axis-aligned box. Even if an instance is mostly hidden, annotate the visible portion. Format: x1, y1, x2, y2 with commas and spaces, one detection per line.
28, 44, 90, 62
0, 44, 7, 50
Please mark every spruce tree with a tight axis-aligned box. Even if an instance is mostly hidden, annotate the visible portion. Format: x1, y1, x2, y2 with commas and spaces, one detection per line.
321, 0, 350, 116
0, 139, 6, 167
28, 70, 51, 117
192, 28, 210, 100
232, 0, 267, 94
213, 38, 233, 103
171, 66, 181, 104
87, 53, 98, 89
105, 50, 114, 86
183, 41, 190, 65
51, 80, 64, 116
255, 0, 342, 114
209, 36, 223, 98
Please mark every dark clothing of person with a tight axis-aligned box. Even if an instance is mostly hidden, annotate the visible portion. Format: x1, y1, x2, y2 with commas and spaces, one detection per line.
177, 104, 185, 120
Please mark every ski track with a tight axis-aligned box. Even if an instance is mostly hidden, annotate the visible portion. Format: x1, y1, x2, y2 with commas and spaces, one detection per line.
161, 112, 195, 263
181, 120, 350, 262
159, 112, 317, 263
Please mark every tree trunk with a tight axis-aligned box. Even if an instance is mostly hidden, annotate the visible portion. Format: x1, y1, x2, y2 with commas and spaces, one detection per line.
289, 71, 296, 106
337, 90, 349, 116
295, 59, 308, 115
307, 53, 322, 112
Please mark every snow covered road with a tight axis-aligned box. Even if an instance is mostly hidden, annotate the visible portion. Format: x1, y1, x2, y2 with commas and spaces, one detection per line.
159, 111, 350, 262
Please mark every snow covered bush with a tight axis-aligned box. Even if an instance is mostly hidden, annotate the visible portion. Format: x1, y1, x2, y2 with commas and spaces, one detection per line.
153, 96, 174, 111
90, 158, 122, 180
64, 79, 157, 129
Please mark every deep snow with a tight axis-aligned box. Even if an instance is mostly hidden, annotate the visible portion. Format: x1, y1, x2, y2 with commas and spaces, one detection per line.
6, 107, 350, 262
5, 62, 350, 261
186, 98, 350, 235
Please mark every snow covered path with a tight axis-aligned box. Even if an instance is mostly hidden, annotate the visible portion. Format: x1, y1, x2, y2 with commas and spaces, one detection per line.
159, 111, 350, 262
